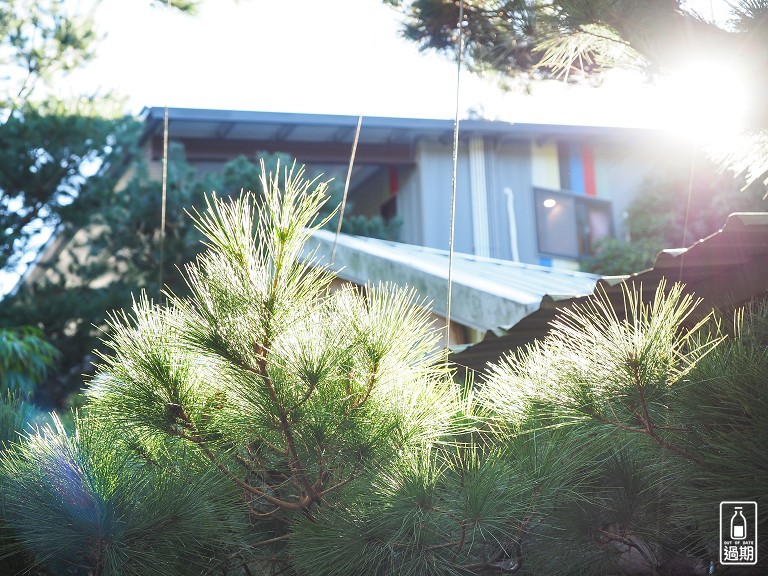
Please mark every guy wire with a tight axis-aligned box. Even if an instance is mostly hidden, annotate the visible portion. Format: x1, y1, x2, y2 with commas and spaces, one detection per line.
158, 0, 172, 300
678, 142, 698, 282
331, 114, 363, 266
159, 104, 169, 299
445, 0, 465, 350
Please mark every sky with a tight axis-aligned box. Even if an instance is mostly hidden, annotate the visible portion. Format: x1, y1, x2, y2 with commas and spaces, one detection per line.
64, 0, 504, 119
0, 0, 740, 295
58, 0, 734, 127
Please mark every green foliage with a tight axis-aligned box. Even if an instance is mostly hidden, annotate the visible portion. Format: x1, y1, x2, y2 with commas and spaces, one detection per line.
583, 164, 767, 275
0, 326, 59, 397
477, 282, 768, 574
481, 282, 718, 436
0, 414, 246, 576
76, 162, 460, 573
0, 0, 98, 105
0, 0, 280, 410
0, 392, 43, 450
0, 132, 205, 407
580, 237, 662, 276
289, 418, 599, 575
386, 1, 690, 79
0, 395, 26, 452
341, 212, 402, 241
210, 153, 402, 241
0, 393, 50, 576
386, 1, 765, 85
291, 448, 528, 576
62, 138, 207, 295
672, 301, 768, 556
1, 138, 401, 408
0, 101, 121, 270
3, 161, 766, 575
0, 0, 230, 271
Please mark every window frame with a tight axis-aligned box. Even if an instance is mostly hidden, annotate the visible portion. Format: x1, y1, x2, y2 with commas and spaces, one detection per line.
534, 187, 614, 260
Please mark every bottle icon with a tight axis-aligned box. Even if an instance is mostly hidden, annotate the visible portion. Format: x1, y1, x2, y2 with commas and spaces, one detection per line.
731, 507, 747, 540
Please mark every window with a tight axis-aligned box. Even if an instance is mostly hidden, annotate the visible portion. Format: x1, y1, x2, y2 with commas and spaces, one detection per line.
535, 188, 612, 259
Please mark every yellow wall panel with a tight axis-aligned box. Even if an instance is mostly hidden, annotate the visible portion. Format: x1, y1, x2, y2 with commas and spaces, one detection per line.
531, 141, 561, 190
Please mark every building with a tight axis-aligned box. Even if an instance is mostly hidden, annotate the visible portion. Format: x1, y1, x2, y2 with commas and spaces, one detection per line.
14, 107, 700, 351
138, 107, 691, 270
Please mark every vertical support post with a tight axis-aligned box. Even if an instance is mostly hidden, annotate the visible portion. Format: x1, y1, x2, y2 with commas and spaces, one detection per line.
468, 136, 490, 257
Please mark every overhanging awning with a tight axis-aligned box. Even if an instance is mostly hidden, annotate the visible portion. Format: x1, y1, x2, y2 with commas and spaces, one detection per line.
304, 229, 600, 333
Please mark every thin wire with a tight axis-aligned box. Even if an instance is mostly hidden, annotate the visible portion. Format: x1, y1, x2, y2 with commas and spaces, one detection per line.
158, 0, 172, 299
331, 114, 363, 265
678, 143, 698, 282
331, 4, 383, 267
445, 0, 464, 349
159, 105, 169, 297
655, 139, 698, 560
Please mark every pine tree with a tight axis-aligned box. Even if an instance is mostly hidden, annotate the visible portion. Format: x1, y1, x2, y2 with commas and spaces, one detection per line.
2, 144, 402, 409
1, 162, 765, 575
0, 162, 464, 575
477, 282, 768, 574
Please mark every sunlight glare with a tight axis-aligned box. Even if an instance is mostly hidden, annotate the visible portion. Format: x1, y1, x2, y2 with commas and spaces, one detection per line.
652, 59, 751, 143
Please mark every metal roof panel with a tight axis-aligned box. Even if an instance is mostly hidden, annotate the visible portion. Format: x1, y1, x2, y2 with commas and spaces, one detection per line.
303, 229, 600, 332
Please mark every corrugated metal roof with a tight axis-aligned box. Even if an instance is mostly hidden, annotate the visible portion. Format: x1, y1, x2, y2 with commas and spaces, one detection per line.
451, 212, 768, 375
304, 229, 600, 333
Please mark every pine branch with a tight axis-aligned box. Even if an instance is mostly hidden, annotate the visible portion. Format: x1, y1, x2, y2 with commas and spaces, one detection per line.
627, 351, 706, 468
349, 363, 379, 410
182, 427, 309, 511
596, 528, 657, 576
252, 534, 291, 548
317, 470, 359, 498
253, 344, 320, 505
285, 380, 317, 416
168, 400, 309, 510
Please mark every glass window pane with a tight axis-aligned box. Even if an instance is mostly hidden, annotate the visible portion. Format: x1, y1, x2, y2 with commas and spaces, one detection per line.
585, 204, 612, 254
535, 191, 579, 258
